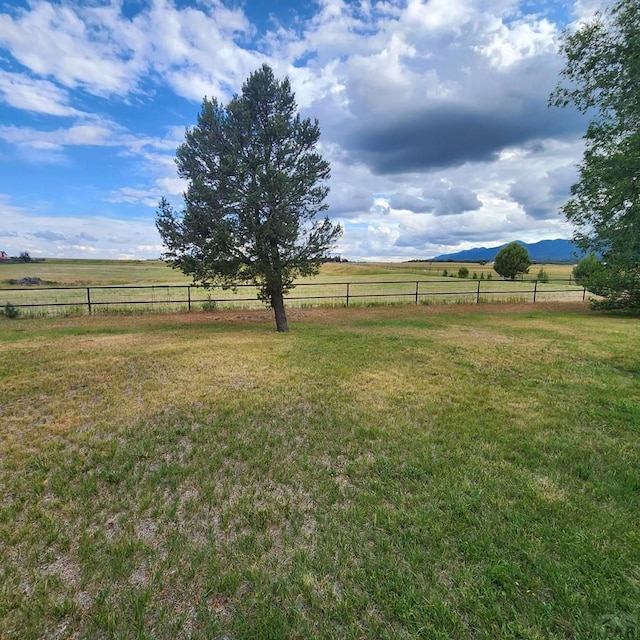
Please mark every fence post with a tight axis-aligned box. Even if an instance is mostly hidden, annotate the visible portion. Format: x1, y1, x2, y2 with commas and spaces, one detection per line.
187, 286, 191, 311
415, 281, 419, 304
583, 286, 586, 301
346, 282, 350, 307
533, 279, 538, 303
476, 279, 481, 304
86, 287, 92, 315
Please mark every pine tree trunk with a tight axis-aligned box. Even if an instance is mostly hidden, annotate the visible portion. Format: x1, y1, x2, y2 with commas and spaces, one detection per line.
270, 288, 289, 332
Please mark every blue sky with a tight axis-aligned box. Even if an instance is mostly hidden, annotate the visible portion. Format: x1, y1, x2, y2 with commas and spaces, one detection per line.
0, 0, 603, 261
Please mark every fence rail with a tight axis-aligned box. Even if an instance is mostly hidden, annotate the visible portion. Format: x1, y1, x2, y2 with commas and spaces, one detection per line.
2, 278, 587, 317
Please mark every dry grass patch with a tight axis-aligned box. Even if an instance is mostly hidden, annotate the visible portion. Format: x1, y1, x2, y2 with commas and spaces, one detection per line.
1, 302, 639, 639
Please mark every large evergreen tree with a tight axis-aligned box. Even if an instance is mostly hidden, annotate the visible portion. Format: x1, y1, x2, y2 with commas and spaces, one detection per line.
550, 0, 640, 309
156, 65, 342, 331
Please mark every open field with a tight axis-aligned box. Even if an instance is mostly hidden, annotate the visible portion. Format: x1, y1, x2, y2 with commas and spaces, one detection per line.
1, 302, 639, 638
0, 259, 577, 287
0, 259, 189, 287
1, 260, 583, 316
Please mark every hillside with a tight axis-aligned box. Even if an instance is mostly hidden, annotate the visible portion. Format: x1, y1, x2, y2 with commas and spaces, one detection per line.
433, 239, 584, 263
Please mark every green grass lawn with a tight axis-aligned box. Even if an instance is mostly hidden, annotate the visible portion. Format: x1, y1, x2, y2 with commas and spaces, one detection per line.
1, 302, 638, 639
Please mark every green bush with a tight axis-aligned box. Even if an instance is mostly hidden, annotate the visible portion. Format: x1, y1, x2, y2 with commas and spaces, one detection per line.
583, 267, 640, 310
2, 302, 20, 318
442, 269, 448, 277
201, 295, 218, 312
572, 254, 640, 310
537, 268, 549, 283
573, 254, 602, 285
458, 267, 469, 278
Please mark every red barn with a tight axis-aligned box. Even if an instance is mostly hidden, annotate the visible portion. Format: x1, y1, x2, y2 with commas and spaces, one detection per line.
0, 251, 9, 261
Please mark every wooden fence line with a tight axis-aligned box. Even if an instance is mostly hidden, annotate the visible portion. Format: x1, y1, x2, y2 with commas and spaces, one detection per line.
2, 279, 587, 315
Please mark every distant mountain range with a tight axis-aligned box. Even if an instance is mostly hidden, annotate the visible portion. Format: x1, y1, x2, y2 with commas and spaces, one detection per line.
433, 239, 585, 263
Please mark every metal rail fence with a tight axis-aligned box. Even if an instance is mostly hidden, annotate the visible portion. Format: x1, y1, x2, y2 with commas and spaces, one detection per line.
1, 278, 587, 317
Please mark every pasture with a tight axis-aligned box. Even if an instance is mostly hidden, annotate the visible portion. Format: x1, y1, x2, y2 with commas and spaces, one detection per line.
0, 260, 583, 316
1, 301, 638, 639
0, 258, 577, 287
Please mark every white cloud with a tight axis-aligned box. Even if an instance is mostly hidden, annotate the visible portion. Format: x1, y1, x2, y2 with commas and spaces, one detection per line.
0, 71, 87, 117
570, 0, 608, 22
107, 175, 186, 207
156, 177, 185, 196
143, 0, 262, 101
0, 2, 144, 96
0, 121, 118, 150
0, 193, 162, 259
477, 17, 557, 70
107, 187, 161, 208
0, 0, 596, 260
401, 0, 476, 33
0, 0, 263, 103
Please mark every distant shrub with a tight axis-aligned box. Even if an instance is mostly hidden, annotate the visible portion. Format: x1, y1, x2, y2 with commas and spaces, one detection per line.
537, 268, 549, 283
2, 302, 20, 318
480, 272, 485, 280
201, 295, 218, 312
442, 269, 448, 277
58, 305, 86, 318
487, 272, 493, 280
472, 272, 478, 279
458, 267, 469, 278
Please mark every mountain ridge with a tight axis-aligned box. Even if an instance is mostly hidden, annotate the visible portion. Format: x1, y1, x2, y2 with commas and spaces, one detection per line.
432, 239, 584, 263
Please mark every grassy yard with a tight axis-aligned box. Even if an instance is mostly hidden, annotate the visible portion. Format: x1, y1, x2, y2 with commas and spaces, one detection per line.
1, 302, 638, 639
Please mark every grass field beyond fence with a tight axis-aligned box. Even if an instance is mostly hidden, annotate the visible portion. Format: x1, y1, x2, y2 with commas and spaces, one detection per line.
1, 302, 639, 639
1, 259, 586, 316
0, 258, 579, 287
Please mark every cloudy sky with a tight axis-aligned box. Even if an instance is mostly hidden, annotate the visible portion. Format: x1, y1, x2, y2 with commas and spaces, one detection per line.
0, 0, 603, 261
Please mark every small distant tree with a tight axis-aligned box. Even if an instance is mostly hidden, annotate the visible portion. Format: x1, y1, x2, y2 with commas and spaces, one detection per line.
494, 243, 531, 280
156, 65, 342, 332
537, 267, 549, 283
458, 267, 469, 278
573, 254, 604, 285
18, 251, 31, 263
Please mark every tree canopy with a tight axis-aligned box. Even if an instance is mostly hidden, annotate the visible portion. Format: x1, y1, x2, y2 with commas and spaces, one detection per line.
156, 65, 342, 331
550, 0, 640, 309
493, 242, 531, 280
